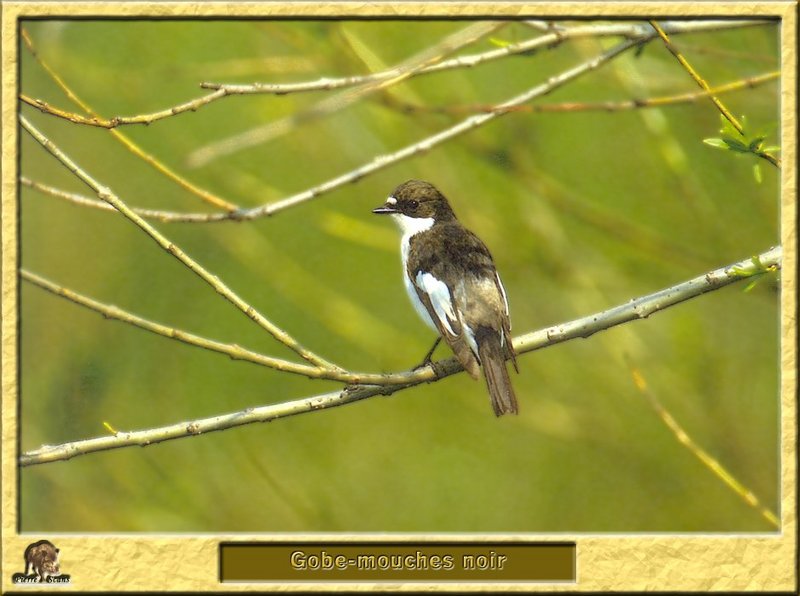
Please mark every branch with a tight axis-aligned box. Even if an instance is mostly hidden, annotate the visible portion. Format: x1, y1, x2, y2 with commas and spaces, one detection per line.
21, 21, 761, 131
22, 67, 780, 225
185, 21, 506, 167
19, 89, 228, 130
649, 19, 781, 169
25, 38, 640, 224
188, 20, 766, 168
22, 21, 776, 225
649, 20, 745, 133
199, 21, 760, 96
221, 34, 644, 220
20, 269, 323, 380
19, 245, 781, 466
20, 28, 238, 212
20, 115, 340, 372
625, 356, 779, 529
19, 176, 219, 223
382, 71, 780, 117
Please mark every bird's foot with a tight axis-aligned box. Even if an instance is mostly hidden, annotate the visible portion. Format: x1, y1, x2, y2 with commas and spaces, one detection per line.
413, 337, 442, 370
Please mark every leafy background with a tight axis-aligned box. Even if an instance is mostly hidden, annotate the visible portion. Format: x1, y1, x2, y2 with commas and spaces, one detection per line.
19, 19, 780, 532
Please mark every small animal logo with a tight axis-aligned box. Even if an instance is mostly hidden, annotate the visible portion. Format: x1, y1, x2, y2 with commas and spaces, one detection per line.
11, 540, 70, 585
25, 540, 61, 581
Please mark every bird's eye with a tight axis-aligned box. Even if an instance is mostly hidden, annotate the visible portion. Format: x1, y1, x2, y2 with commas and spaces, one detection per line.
408, 200, 419, 210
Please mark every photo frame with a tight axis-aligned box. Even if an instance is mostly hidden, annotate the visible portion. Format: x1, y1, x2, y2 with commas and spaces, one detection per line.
2, 1, 796, 591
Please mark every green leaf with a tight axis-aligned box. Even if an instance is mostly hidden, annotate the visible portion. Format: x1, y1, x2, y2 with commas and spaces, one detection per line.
703, 137, 728, 149
748, 136, 766, 152
753, 163, 762, 184
488, 37, 512, 48
722, 137, 749, 152
743, 278, 759, 293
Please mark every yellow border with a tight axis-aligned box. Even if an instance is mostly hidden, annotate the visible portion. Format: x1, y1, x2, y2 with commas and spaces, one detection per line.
2, 1, 796, 592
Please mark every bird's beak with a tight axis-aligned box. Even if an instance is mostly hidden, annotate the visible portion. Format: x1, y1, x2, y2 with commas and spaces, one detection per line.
372, 205, 397, 215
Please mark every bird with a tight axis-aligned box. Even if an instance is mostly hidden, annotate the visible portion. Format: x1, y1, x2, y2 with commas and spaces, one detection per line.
372, 179, 518, 416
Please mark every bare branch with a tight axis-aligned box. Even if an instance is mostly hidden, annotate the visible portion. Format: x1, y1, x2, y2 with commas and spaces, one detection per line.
22, 21, 763, 132
19, 245, 781, 466
20, 28, 238, 212
384, 71, 780, 116
649, 19, 780, 169
22, 21, 776, 225
199, 21, 753, 96
24, 68, 779, 226
625, 356, 779, 529
19, 176, 218, 223
20, 115, 340, 371
20, 269, 322, 380
238, 36, 643, 220
31, 38, 641, 223
186, 21, 506, 167
188, 20, 766, 167
19, 89, 228, 129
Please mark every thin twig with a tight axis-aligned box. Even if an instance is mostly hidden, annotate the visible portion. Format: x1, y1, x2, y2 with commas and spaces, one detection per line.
649, 20, 745, 133
23, 69, 780, 225
648, 20, 781, 169
239, 35, 644, 219
22, 22, 775, 225
626, 356, 779, 529
20, 269, 323, 379
21, 21, 761, 133
20, 28, 239, 212
19, 90, 228, 129
30, 38, 643, 223
186, 21, 506, 167
20, 115, 340, 372
385, 71, 780, 116
198, 21, 762, 96
19, 176, 217, 223
19, 245, 781, 466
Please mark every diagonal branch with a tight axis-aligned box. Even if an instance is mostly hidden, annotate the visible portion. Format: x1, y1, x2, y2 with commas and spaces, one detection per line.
21, 21, 776, 225
648, 19, 781, 169
20, 115, 340, 372
625, 356, 779, 529
234, 34, 644, 220
384, 70, 780, 116
20, 28, 238, 212
22, 69, 779, 225
21, 21, 761, 131
19, 245, 781, 466
649, 20, 746, 134
198, 21, 761, 96
185, 21, 506, 167
20, 269, 323, 380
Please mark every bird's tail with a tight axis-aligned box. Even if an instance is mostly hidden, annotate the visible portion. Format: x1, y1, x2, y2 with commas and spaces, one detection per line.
476, 327, 518, 416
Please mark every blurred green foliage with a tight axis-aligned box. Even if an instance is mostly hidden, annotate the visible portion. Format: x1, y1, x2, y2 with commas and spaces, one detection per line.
19, 19, 780, 532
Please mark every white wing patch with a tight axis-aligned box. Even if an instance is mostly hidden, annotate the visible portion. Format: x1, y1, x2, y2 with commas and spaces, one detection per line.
415, 272, 457, 336
495, 272, 510, 347
495, 271, 509, 318
463, 323, 479, 359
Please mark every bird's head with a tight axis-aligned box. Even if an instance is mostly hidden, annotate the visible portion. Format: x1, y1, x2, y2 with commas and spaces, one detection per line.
372, 180, 456, 228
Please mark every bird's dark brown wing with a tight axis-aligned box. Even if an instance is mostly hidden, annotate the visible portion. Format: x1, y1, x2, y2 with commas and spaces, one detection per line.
409, 268, 481, 379
494, 271, 518, 373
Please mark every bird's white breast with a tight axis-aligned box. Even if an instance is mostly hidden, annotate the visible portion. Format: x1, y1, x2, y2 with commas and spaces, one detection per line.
392, 213, 438, 332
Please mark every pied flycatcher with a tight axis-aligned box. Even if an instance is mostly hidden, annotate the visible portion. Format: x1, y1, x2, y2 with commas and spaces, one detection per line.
373, 180, 518, 416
